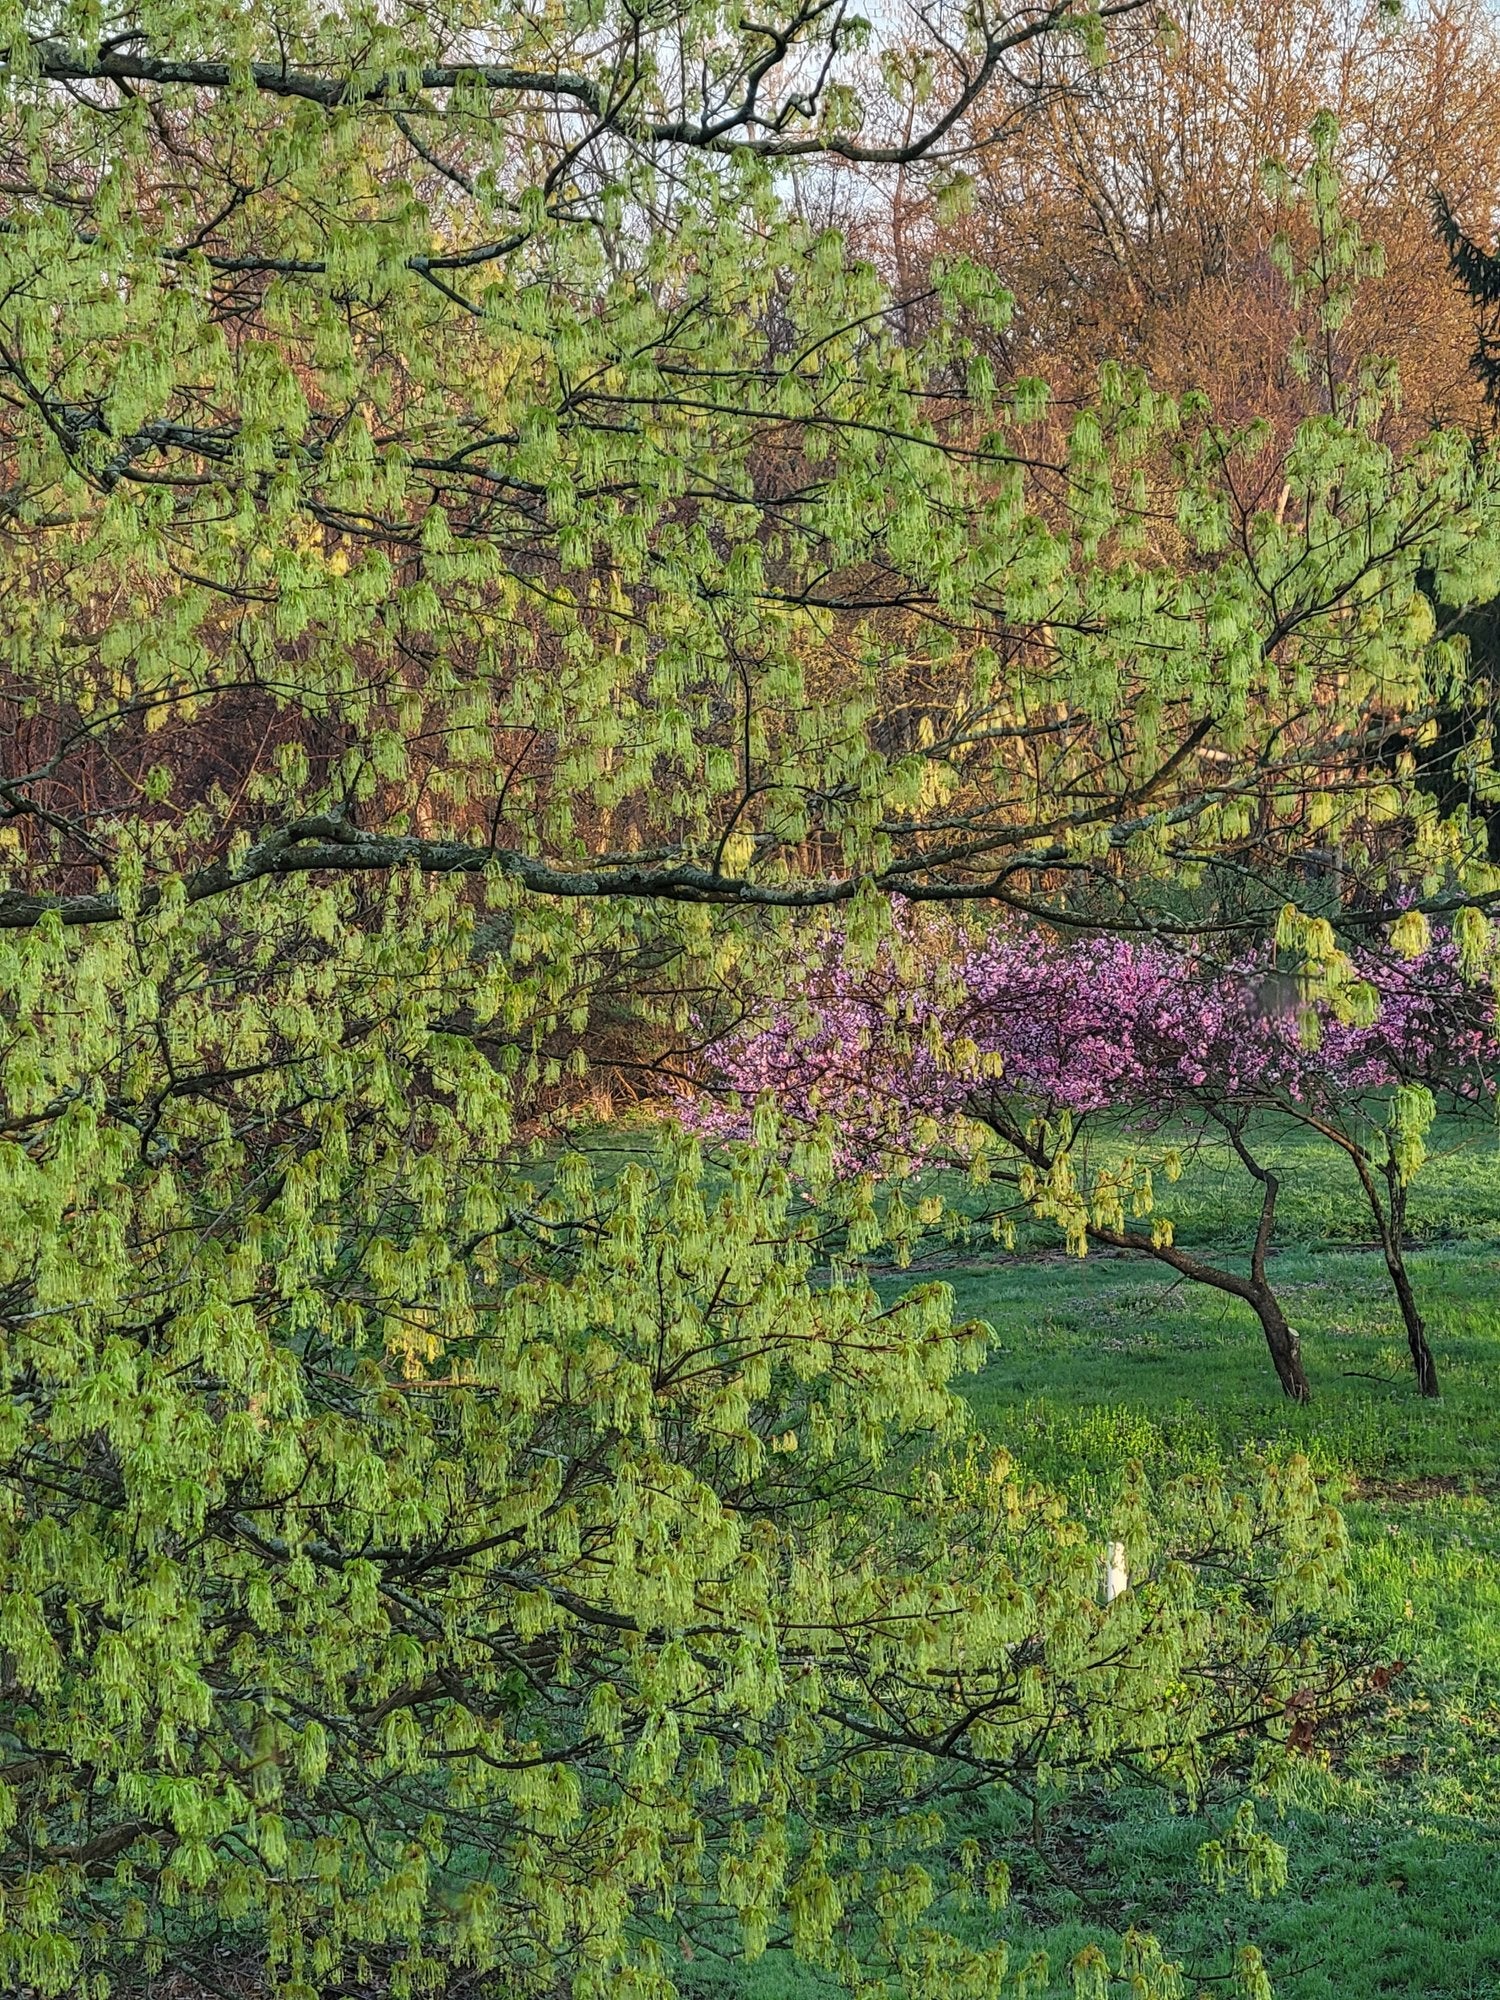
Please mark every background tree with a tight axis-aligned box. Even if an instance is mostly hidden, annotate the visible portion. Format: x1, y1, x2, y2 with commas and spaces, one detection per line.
868, 0, 1500, 434
693, 915, 1499, 1401
685, 926, 1315, 1397
1189, 916, 1500, 1399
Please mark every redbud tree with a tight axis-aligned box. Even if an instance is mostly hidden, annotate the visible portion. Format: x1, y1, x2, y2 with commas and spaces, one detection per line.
693, 915, 1499, 1401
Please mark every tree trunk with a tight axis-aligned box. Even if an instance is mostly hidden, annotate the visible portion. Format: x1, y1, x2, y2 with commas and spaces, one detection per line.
1386, 1253, 1440, 1397
1222, 1117, 1310, 1403
1245, 1280, 1311, 1403
1383, 1174, 1440, 1399
1081, 1230, 1311, 1402
978, 1104, 1312, 1401
1344, 1148, 1442, 1400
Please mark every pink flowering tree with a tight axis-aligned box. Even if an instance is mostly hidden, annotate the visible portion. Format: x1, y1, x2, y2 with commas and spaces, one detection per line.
689, 931, 1322, 1401
689, 919, 1500, 1403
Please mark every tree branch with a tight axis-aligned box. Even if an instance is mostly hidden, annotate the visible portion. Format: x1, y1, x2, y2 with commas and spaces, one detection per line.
19, 5, 1158, 166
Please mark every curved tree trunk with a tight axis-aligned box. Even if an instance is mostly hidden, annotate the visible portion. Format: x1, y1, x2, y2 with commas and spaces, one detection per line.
1083, 1220, 1312, 1401
977, 1103, 1311, 1400
1086, 1137, 1311, 1405
1223, 1121, 1308, 1401
1380, 1174, 1441, 1399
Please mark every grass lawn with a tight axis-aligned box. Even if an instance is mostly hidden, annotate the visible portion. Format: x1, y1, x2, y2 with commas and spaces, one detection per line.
948, 1240, 1500, 2000
682, 1113, 1500, 1999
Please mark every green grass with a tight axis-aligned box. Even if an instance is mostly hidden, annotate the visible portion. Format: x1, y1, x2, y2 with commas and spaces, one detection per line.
927, 1116, 1500, 1999
682, 1114, 1500, 1999
941, 1241, 1500, 1999
909, 1107, 1500, 1255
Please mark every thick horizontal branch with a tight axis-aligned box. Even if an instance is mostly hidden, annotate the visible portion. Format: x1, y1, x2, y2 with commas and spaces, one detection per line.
19, 4, 1156, 165
0, 794, 1482, 938
24, 38, 607, 112
0, 797, 1216, 928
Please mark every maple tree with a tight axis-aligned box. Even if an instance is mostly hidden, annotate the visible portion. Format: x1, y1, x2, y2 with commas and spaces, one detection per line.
0, 3, 1491, 1992
0, 58, 1495, 939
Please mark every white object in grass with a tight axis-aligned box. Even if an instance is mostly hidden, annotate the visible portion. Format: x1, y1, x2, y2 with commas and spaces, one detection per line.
1104, 1541, 1129, 1604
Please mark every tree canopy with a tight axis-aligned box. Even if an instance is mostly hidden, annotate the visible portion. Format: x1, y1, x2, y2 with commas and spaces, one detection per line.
0, 22, 1496, 947
0, 4, 1493, 1995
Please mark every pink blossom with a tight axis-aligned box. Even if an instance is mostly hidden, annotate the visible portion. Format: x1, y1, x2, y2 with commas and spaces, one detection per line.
687, 919, 1499, 1162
